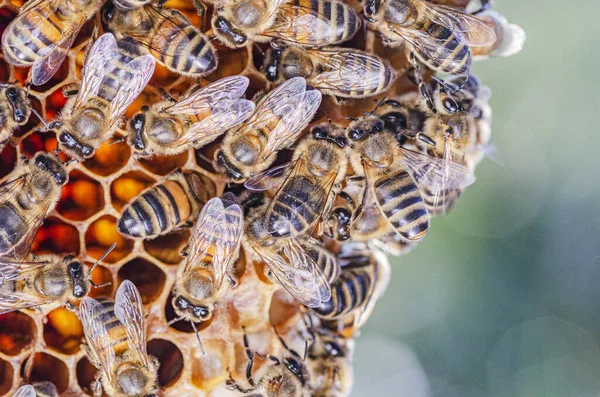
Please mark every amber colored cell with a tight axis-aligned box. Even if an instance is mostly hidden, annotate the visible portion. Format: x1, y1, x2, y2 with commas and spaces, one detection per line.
33, 218, 80, 255
117, 258, 166, 304
245, 73, 269, 103
83, 140, 131, 176
191, 340, 228, 390
87, 263, 114, 298
76, 356, 97, 395
85, 215, 134, 263
25, 353, 69, 392
0, 312, 36, 356
138, 151, 188, 176
57, 170, 105, 221
0, 144, 17, 180
269, 288, 301, 330
195, 145, 219, 174
213, 48, 249, 79
110, 171, 156, 211
147, 339, 184, 387
44, 308, 83, 355
143, 230, 190, 265
0, 357, 14, 395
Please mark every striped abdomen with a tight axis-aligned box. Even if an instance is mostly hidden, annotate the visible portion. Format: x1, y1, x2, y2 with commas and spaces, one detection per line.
313, 255, 374, 319
118, 179, 193, 239
413, 19, 471, 75
144, 7, 216, 77
0, 203, 28, 256
1, 8, 79, 66
275, 0, 360, 46
92, 299, 130, 357
267, 176, 323, 237
419, 185, 462, 216
374, 169, 429, 242
98, 37, 143, 102
304, 243, 340, 284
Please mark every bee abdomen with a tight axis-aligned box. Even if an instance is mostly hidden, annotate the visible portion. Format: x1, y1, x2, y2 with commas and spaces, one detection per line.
375, 171, 429, 242
0, 204, 26, 254
95, 300, 130, 355
2, 12, 58, 65
423, 23, 470, 75
313, 266, 371, 319
268, 177, 321, 237
118, 180, 192, 239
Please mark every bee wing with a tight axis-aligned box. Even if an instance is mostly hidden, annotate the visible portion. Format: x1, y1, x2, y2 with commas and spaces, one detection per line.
0, 258, 50, 282
0, 174, 26, 197
258, 239, 330, 308
107, 54, 155, 128
114, 280, 149, 367
167, 76, 250, 115
182, 197, 224, 273
73, 33, 121, 111
79, 296, 117, 384
13, 385, 36, 397
261, 88, 322, 159
306, 50, 394, 94
171, 99, 255, 148
398, 147, 475, 190
243, 160, 298, 191
212, 203, 244, 289
31, 22, 82, 86
419, 1, 497, 47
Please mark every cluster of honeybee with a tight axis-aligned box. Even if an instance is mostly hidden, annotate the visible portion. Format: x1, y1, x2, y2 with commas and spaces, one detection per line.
0, 0, 524, 394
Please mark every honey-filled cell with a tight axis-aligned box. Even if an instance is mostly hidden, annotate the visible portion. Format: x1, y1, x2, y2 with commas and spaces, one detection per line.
82, 138, 131, 177
0, 357, 14, 396
138, 151, 189, 176
190, 340, 228, 390
117, 258, 166, 304
85, 215, 134, 264
0, 311, 36, 356
24, 352, 69, 393
143, 230, 190, 265
43, 307, 83, 355
33, 217, 80, 255
110, 170, 156, 212
87, 262, 114, 298
0, 143, 17, 180
147, 339, 184, 388
57, 170, 105, 221
76, 356, 97, 395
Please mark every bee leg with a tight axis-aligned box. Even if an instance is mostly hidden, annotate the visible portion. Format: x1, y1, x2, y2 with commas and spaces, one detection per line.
192, 0, 207, 31
273, 326, 301, 359
158, 87, 177, 103
92, 373, 103, 397
226, 373, 252, 393
241, 326, 257, 387
408, 52, 435, 112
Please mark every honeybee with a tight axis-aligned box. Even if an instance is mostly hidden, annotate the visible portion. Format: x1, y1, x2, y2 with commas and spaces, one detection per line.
171, 196, 244, 340
362, 0, 496, 77
244, 123, 348, 239
80, 280, 159, 397
264, 43, 397, 99
0, 152, 67, 259
118, 170, 217, 240
346, 114, 474, 242
227, 327, 311, 397
1, 0, 104, 86
0, 83, 31, 152
127, 76, 255, 157
0, 248, 113, 314
243, 201, 333, 308
14, 382, 58, 397
471, 9, 526, 60
103, 1, 217, 77
212, 0, 360, 49
217, 77, 322, 183
53, 33, 154, 161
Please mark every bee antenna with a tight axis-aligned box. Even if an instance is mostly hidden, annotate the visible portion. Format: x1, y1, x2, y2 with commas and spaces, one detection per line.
29, 107, 49, 129
344, 115, 358, 121
90, 243, 116, 274
62, 158, 78, 166
109, 137, 125, 146
367, 96, 388, 116
190, 320, 206, 355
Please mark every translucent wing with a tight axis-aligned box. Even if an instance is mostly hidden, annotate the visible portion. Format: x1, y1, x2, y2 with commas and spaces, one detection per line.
79, 297, 117, 383
31, 23, 82, 86
0, 174, 26, 198
167, 76, 250, 115
73, 33, 121, 111
172, 99, 255, 148
114, 280, 149, 367
261, 89, 322, 159
398, 146, 475, 190
0, 259, 49, 282
13, 385, 36, 397
107, 54, 155, 127
212, 203, 244, 289
306, 49, 394, 94
244, 160, 297, 191
257, 239, 330, 308
419, 0, 497, 47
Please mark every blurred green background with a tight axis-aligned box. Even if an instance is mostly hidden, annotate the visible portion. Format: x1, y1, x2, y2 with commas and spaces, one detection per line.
353, 1, 600, 396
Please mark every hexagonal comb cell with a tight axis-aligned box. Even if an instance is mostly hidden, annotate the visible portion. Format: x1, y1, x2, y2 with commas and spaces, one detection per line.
82, 140, 131, 177
138, 152, 189, 176
0, 311, 36, 356
110, 170, 156, 212
24, 352, 69, 393
143, 230, 190, 265
0, 144, 17, 180
85, 215, 134, 263
117, 258, 166, 304
87, 262, 114, 298
191, 340, 228, 390
33, 217, 80, 255
147, 339, 184, 388
43, 308, 83, 355
0, 358, 13, 396
76, 356, 97, 395
57, 170, 105, 221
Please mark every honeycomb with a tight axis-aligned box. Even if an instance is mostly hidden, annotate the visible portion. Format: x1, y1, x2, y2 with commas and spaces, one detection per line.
0, 0, 521, 395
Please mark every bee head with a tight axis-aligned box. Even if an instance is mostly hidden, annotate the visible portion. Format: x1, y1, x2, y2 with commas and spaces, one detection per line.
363, 0, 381, 19
347, 117, 383, 141
67, 260, 89, 298
216, 150, 245, 181
312, 126, 348, 148
212, 15, 247, 48
58, 131, 94, 159
33, 152, 68, 185
283, 356, 309, 386
127, 111, 151, 156
172, 295, 213, 322
5, 85, 30, 124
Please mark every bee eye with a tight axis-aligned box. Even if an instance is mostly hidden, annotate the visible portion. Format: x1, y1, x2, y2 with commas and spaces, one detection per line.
6, 87, 18, 102
443, 97, 459, 113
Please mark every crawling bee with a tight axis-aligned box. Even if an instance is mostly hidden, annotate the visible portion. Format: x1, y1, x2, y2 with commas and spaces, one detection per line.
217, 77, 322, 183
265, 43, 396, 99
244, 123, 348, 239
127, 76, 255, 157
54, 33, 155, 160
212, 0, 360, 49
0, 152, 67, 259
0, 83, 32, 152
0, 247, 112, 314
1, 0, 104, 85
13, 382, 58, 397
80, 280, 159, 397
